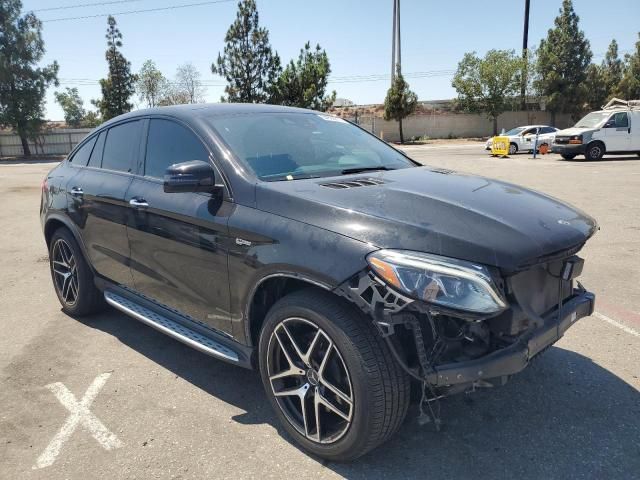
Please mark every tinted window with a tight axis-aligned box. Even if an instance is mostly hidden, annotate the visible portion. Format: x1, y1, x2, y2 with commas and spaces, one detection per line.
541, 127, 554, 134
144, 119, 209, 178
206, 113, 414, 181
102, 121, 142, 173
87, 131, 106, 168
69, 136, 97, 166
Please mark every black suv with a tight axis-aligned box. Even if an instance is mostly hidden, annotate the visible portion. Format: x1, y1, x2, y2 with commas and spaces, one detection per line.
41, 104, 597, 461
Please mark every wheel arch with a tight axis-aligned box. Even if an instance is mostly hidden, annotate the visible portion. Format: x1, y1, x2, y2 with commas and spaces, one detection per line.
245, 272, 336, 349
44, 215, 92, 270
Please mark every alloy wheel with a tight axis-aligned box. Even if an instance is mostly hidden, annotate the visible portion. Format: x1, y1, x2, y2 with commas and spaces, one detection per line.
266, 317, 354, 444
51, 238, 79, 306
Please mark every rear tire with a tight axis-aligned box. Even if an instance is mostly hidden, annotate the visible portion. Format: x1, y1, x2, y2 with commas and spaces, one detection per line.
49, 228, 105, 316
585, 142, 605, 161
258, 289, 410, 462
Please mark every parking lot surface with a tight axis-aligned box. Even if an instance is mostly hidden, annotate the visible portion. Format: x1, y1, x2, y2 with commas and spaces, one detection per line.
1, 146, 639, 479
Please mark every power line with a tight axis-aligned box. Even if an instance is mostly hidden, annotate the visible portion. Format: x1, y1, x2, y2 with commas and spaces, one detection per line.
33, 0, 143, 12
55, 70, 456, 89
41, 0, 234, 22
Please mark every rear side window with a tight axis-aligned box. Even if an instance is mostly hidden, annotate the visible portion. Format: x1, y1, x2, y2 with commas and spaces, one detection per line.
87, 131, 106, 168
540, 127, 554, 134
102, 121, 142, 173
69, 136, 97, 166
144, 119, 209, 178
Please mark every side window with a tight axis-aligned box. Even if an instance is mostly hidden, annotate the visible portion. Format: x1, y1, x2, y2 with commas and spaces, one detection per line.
102, 121, 142, 173
144, 119, 209, 178
541, 127, 554, 134
87, 131, 106, 168
614, 112, 629, 128
69, 136, 97, 166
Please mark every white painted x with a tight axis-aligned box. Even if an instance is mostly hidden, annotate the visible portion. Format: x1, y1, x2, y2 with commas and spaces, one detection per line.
34, 372, 123, 469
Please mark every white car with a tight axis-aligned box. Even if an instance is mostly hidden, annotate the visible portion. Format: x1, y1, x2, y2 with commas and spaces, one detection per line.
485, 125, 559, 155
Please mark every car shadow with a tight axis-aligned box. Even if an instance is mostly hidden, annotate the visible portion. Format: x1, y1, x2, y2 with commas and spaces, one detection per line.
77, 309, 640, 480
560, 154, 640, 163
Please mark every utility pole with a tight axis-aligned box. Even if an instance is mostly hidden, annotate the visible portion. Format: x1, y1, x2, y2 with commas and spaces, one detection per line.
520, 0, 530, 110
391, 0, 401, 84
391, 0, 397, 83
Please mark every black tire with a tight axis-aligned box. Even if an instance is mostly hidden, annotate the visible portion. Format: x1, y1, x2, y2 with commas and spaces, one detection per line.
49, 227, 105, 316
585, 142, 605, 161
509, 143, 518, 155
561, 154, 576, 160
258, 289, 410, 462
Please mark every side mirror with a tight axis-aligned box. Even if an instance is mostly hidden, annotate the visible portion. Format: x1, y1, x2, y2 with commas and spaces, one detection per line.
164, 160, 216, 193
604, 121, 615, 128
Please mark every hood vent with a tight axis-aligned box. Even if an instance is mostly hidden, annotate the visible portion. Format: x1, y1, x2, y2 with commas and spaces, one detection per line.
430, 167, 454, 175
320, 177, 386, 189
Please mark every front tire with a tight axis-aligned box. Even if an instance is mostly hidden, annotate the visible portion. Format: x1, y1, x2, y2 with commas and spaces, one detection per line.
585, 142, 605, 161
509, 143, 518, 155
49, 228, 105, 316
258, 289, 410, 461
561, 154, 576, 160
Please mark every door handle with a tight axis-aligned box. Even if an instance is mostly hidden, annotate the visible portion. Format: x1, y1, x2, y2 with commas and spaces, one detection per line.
70, 186, 83, 196
129, 198, 149, 208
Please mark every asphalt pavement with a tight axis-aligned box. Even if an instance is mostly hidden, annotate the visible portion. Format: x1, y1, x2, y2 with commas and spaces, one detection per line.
1, 144, 638, 479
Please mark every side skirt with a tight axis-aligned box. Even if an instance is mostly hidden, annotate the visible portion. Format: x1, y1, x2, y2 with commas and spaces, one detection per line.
103, 288, 254, 369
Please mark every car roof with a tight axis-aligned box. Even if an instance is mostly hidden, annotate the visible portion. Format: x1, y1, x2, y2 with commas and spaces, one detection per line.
99, 103, 318, 128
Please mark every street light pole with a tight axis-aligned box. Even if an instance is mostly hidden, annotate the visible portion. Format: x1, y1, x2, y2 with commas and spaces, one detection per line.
520, 0, 530, 110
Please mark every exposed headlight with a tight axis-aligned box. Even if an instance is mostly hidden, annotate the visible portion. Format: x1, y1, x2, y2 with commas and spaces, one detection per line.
367, 250, 507, 314
569, 135, 582, 144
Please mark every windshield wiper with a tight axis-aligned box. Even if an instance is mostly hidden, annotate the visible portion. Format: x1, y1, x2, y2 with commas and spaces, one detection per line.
341, 166, 396, 175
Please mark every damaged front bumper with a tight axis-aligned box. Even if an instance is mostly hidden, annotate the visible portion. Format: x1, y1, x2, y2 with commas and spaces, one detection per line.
425, 288, 594, 386
338, 260, 595, 392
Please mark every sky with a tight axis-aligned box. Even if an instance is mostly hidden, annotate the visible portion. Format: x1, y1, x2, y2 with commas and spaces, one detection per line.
20, 0, 640, 121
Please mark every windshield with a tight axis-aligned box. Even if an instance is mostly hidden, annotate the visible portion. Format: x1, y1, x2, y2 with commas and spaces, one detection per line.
207, 112, 415, 181
574, 112, 610, 128
504, 127, 525, 136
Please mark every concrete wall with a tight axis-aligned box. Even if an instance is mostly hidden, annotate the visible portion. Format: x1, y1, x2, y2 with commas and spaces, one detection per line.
0, 128, 93, 157
351, 111, 575, 142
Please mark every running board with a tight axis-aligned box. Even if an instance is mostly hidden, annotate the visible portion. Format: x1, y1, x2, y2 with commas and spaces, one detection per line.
104, 290, 243, 365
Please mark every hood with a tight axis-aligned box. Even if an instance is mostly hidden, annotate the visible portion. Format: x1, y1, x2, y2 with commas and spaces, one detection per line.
255, 167, 597, 272
555, 127, 597, 137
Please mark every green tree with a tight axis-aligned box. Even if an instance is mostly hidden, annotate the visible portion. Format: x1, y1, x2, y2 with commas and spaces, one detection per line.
212, 0, 281, 103
136, 60, 167, 108
81, 110, 102, 128
535, 0, 592, 123
383, 68, 417, 143
452, 49, 524, 134
602, 39, 623, 99
93, 16, 137, 120
584, 64, 608, 110
0, 0, 58, 156
272, 42, 336, 111
54, 88, 86, 127
618, 33, 640, 100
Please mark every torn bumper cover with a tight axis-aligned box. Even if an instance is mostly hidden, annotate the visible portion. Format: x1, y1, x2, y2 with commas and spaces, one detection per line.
425, 288, 594, 386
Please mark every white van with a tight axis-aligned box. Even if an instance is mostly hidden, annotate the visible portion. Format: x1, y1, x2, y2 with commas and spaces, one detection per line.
552, 99, 640, 160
